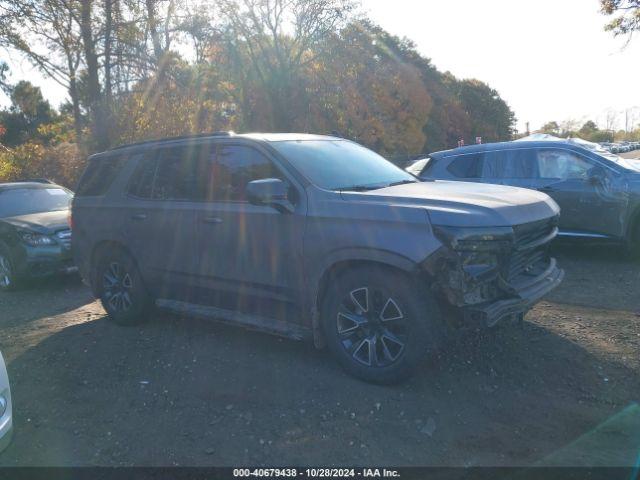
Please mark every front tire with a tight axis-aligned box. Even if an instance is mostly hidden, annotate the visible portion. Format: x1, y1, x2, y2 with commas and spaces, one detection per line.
95, 248, 152, 325
321, 266, 444, 384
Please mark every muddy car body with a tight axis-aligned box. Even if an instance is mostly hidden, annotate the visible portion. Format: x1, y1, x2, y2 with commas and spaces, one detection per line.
72, 133, 563, 382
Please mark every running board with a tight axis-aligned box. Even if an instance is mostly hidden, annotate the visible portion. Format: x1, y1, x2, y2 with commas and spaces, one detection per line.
155, 299, 312, 341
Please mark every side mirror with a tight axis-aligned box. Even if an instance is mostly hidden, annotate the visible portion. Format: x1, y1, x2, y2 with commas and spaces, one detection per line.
246, 178, 293, 213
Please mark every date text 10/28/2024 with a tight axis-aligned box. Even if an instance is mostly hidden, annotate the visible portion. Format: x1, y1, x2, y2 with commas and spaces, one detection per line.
233, 468, 401, 478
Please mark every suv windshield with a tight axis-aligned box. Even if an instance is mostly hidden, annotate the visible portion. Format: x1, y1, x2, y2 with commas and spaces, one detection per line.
0, 187, 72, 218
596, 151, 640, 172
272, 139, 416, 190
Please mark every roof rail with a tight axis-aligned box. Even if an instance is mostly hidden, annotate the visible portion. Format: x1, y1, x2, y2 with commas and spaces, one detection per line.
109, 131, 235, 152
18, 178, 54, 184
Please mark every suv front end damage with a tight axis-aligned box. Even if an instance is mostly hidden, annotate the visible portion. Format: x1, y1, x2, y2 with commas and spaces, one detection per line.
424, 216, 564, 327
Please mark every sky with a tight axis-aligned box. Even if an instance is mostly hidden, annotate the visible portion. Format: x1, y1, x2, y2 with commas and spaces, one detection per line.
1, 0, 639, 132
364, 0, 640, 132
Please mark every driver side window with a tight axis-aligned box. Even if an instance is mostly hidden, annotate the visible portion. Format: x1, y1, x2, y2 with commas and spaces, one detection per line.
536, 149, 593, 180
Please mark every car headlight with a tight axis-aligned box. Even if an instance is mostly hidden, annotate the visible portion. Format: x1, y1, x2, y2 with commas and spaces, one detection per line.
433, 225, 513, 252
18, 231, 56, 246
0, 395, 6, 417
434, 225, 514, 277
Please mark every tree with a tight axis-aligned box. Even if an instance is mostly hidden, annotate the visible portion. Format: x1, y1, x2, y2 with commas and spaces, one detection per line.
0, 0, 85, 143
540, 121, 560, 135
0, 62, 9, 93
601, 0, 640, 39
0, 81, 56, 146
579, 120, 598, 137
218, 0, 357, 130
455, 79, 516, 143
305, 21, 432, 155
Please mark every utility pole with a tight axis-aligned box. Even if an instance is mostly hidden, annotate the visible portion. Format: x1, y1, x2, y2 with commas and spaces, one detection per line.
625, 109, 629, 133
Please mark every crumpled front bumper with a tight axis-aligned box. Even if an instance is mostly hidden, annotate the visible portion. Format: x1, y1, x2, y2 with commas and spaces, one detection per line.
464, 257, 564, 327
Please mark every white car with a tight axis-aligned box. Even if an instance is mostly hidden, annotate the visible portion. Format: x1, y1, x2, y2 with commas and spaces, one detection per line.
0, 351, 12, 452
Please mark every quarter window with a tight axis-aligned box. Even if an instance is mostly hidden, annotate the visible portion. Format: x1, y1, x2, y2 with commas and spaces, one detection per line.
76, 154, 125, 196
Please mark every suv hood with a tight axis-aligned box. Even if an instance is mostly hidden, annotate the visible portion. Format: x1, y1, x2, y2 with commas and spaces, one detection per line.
346, 180, 559, 227
1, 210, 70, 234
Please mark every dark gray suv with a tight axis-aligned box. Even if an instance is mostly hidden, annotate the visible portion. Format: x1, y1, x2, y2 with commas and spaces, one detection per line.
72, 133, 563, 383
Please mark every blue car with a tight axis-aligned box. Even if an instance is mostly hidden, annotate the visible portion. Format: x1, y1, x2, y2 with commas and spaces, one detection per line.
407, 141, 640, 253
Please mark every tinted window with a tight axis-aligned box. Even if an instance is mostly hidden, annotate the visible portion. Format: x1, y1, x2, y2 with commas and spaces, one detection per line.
152, 144, 216, 201
127, 154, 157, 199
213, 145, 283, 202
76, 155, 125, 196
0, 187, 72, 218
272, 140, 414, 190
536, 149, 594, 180
446, 154, 482, 178
482, 149, 537, 179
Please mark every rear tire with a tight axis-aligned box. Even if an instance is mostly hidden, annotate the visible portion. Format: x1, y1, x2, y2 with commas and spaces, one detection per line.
321, 266, 444, 384
94, 248, 152, 325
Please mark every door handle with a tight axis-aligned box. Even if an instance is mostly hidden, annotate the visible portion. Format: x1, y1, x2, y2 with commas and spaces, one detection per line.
201, 216, 223, 225
131, 213, 147, 220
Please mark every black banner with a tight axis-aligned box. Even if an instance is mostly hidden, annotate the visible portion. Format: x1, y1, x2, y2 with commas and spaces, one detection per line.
0, 467, 636, 480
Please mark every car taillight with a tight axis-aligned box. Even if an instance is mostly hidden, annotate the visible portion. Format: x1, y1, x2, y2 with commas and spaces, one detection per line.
68, 211, 73, 230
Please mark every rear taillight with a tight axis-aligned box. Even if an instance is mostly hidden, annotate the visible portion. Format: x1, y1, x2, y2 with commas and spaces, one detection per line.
68, 211, 73, 230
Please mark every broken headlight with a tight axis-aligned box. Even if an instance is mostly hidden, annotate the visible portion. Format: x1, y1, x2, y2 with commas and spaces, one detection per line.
434, 225, 514, 278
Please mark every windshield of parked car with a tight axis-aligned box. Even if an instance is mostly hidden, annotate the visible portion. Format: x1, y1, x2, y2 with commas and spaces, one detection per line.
272, 139, 416, 190
594, 151, 640, 172
405, 158, 430, 177
0, 187, 72, 218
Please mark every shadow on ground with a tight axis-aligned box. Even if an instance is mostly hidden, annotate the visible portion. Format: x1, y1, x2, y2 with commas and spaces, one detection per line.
0, 305, 637, 467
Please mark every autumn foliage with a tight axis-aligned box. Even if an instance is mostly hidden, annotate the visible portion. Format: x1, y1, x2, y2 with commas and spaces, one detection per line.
0, 1, 517, 187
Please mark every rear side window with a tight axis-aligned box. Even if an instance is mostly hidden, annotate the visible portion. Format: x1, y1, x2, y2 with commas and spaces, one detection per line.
76, 154, 125, 196
446, 154, 482, 178
125, 142, 287, 203
152, 144, 215, 201
482, 149, 538, 179
127, 154, 157, 199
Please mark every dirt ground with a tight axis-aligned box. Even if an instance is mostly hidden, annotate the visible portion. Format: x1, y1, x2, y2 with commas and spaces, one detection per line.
0, 246, 638, 467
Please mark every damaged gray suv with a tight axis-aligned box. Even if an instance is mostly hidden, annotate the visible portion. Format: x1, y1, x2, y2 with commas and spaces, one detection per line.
72, 133, 563, 383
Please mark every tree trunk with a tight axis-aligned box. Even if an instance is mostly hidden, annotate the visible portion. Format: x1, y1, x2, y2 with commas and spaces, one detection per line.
80, 0, 108, 151
68, 72, 83, 144
104, 0, 113, 108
